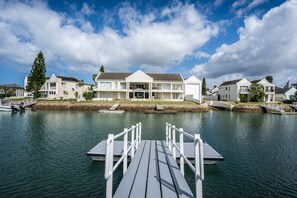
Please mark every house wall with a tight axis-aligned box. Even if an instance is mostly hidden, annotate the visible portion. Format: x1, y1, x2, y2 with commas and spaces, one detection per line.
218, 84, 238, 101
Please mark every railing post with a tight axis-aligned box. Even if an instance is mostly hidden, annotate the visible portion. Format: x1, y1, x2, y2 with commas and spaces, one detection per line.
180, 128, 184, 176
131, 125, 135, 159
135, 124, 139, 149
139, 122, 142, 144
194, 134, 203, 198
105, 134, 114, 198
168, 124, 172, 151
172, 125, 176, 160
166, 123, 168, 145
123, 128, 128, 174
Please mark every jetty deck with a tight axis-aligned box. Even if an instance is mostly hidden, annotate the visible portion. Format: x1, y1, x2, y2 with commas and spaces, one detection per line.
87, 141, 224, 164
89, 122, 220, 197
113, 140, 194, 198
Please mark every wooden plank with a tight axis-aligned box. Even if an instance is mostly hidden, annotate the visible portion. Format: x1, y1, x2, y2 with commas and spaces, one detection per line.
113, 141, 146, 198
129, 141, 151, 197
162, 141, 194, 198
146, 141, 161, 198
156, 141, 178, 198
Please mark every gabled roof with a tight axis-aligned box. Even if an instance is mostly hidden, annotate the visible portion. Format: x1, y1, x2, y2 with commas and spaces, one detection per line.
56, 76, 81, 82
219, 79, 242, 86
275, 87, 289, 94
97, 72, 183, 81
251, 79, 261, 84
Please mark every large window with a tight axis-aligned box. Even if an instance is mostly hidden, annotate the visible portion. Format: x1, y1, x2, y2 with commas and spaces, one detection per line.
50, 83, 56, 90
163, 83, 171, 90
100, 82, 112, 89
172, 84, 182, 91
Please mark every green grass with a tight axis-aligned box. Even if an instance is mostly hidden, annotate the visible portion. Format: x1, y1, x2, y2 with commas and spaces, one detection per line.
223, 101, 283, 105
78, 100, 197, 105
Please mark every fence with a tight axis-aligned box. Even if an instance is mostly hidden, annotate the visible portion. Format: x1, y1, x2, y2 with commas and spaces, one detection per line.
104, 122, 142, 198
166, 123, 204, 198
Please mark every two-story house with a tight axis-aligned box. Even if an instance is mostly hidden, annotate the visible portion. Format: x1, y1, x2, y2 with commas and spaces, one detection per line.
218, 78, 251, 102
251, 78, 275, 102
93, 70, 202, 102
39, 74, 90, 100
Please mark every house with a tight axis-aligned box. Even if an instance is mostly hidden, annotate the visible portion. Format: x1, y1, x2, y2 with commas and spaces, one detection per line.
207, 87, 219, 96
93, 70, 202, 102
251, 78, 275, 102
218, 78, 251, 102
284, 80, 297, 89
275, 87, 297, 101
39, 74, 90, 100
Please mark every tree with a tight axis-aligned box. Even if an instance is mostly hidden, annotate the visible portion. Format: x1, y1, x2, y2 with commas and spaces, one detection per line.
83, 87, 94, 100
26, 51, 46, 98
265, 75, 273, 83
250, 83, 265, 102
100, 65, 105, 72
202, 77, 206, 95
295, 91, 297, 96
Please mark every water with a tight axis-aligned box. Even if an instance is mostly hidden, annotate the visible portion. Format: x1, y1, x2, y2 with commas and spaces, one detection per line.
0, 111, 296, 197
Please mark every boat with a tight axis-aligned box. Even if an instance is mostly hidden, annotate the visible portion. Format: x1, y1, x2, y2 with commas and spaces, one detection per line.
0, 99, 12, 112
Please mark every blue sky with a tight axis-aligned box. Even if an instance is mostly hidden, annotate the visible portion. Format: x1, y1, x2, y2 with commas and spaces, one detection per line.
1, 0, 296, 88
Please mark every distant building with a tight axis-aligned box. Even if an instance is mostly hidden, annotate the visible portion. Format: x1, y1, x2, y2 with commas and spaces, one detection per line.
207, 87, 218, 96
39, 74, 90, 100
218, 78, 251, 102
93, 70, 202, 102
284, 80, 297, 89
275, 87, 297, 101
251, 78, 275, 102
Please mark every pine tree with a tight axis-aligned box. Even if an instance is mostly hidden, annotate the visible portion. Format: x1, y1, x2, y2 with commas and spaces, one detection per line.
100, 65, 105, 72
26, 51, 46, 98
265, 75, 273, 83
202, 77, 206, 95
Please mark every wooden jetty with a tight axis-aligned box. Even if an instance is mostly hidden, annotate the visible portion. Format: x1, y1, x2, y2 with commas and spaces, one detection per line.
87, 141, 223, 164
98, 103, 125, 113
88, 122, 222, 197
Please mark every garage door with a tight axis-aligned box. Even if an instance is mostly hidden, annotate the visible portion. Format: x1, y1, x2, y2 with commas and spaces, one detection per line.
186, 84, 199, 100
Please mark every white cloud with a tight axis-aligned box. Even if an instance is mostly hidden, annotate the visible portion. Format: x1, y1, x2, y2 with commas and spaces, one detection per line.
0, 1, 218, 75
233, 0, 268, 16
196, 51, 211, 59
190, 1, 297, 87
81, 3, 95, 16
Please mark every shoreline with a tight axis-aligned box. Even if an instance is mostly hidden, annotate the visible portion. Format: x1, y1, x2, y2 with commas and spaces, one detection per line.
32, 101, 209, 112
32, 101, 295, 113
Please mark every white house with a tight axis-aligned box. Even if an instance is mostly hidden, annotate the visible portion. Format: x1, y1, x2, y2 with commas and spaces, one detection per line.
93, 70, 202, 102
39, 74, 90, 100
275, 87, 297, 101
218, 78, 251, 102
184, 76, 202, 103
251, 78, 275, 102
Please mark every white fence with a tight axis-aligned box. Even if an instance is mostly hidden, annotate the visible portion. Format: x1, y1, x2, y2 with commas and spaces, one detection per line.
104, 122, 142, 198
166, 123, 204, 198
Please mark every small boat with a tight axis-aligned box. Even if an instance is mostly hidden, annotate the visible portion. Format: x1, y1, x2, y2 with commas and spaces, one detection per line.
0, 99, 12, 112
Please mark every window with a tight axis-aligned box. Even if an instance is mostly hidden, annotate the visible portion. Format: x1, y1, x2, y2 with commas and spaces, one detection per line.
100, 82, 111, 89
50, 83, 56, 90
115, 82, 118, 89
172, 84, 182, 90
163, 83, 171, 90
225, 87, 228, 90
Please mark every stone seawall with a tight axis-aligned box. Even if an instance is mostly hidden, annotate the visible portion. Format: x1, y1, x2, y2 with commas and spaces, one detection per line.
32, 102, 209, 112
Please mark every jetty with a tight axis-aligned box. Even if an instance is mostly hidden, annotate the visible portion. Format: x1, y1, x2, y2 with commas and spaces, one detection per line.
261, 104, 284, 113
88, 122, 224, 197
98, 103, 125, 113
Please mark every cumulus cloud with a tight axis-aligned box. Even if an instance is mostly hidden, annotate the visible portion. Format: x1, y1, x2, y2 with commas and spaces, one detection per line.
0, 1, 218, 74
191, 1, 297, 86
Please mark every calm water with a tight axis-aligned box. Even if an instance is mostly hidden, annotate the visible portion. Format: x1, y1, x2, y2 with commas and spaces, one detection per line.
0, 111, 296, 198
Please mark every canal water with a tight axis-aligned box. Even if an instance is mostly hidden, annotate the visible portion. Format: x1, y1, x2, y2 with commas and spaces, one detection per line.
0, 111, 296, 197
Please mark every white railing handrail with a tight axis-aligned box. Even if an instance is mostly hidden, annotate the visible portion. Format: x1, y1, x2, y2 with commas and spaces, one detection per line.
105, 122, 142, 198
166, 122, 204, 198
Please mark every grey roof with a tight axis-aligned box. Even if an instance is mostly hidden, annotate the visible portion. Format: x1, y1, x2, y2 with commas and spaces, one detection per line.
97, 72, 183, 81
56, 76, 81, 82
219, 79, 242, 86
275, 87, 289, 94
251, 79, 261, 84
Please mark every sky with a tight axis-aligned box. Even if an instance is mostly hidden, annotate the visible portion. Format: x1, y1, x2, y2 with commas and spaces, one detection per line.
0, 0, 296, 88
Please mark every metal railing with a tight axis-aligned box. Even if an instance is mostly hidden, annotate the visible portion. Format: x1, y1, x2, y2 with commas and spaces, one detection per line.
105, 122, 142, 198
166, 123, 204, 198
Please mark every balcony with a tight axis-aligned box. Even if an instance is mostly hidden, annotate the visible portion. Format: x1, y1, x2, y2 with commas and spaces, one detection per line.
239, 89, 249, 93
